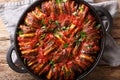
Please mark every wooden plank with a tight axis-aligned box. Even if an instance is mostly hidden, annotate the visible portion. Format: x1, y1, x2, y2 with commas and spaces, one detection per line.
85, 66, 120, 80
0, 40, 10, 52
113, 13, 120, 27
0, 18, 10, 40
0, 0, 21, 3
115, 38, 120, 45
111, 28, 120, 38
0, 64, 34, 80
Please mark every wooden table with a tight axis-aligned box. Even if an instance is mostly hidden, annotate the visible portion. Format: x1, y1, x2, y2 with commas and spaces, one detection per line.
0, 0, 120, 80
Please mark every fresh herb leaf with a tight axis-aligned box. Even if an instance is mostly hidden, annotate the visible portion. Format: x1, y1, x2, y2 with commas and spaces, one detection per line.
56, 0, 67, 4
49, 60, 54, 67
40, 18, 45, 25
61, 66, 65, 71
62, 0, 67, 3
53, 29, 57, 34
80, 31, 86, 37
40, 34, 46, 40
17, 30, 23, 35
64, 43, 68, 48
85, 18, 89, 23
75, 39, 81, 46
73, 11, 78, 16
35, 43, 40, 48
79, 38, 83, 41
79, 6, 84, 12
55, 20, 59, 26
41, 25, 46, 29
66, 71, 71, 77
75, 40, 80, 44
96, 24, 101, 29
23, 59, 26, 64
61, 26, 68, 31
58, 34, 62, 38
56, 0, 60, 4
86, 45, 92, 49
49, 20, 53, 24
79, 31, 87, 41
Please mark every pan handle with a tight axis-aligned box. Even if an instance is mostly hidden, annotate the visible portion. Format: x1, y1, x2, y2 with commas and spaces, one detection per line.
94, 6, 113, 33
6, 43, 27, 73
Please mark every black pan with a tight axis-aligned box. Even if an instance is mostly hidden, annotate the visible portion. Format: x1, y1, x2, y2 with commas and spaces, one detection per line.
7, 0, 112, 80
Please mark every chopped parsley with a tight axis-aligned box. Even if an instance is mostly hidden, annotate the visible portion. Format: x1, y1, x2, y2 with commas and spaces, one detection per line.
40, 34, 46, 40
75, 40, 80, 44
73, 11, 78, 16
96, 24, 101, 29
58, 34, 62, 38
49, 20, 53, 24
85, 18, 89, 23
34, 43, 40, 48
64, 43, 68, 48
81, 31, 86, 37
61, 66, 65, 71
66, 71, 71, 77
86, 45, 93, 49
79, 31, 87, 41
55, 20, 59, 26
53, 29, 58, 34
41, 25, 46, 29
79, 6, 84, 12
56, 0, 60, 4
61, 26, 69, 31
40, 18, 45, 25
49, 60, 54, 67
62, 0, 67, 3
17, 30, 23, 35
56, 0, 67, 4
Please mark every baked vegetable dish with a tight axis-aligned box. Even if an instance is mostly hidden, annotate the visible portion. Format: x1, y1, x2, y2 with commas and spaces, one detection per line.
17, 0, 101, 79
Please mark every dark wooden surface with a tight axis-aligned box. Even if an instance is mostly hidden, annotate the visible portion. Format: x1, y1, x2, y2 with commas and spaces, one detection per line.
0, 0, 120, 80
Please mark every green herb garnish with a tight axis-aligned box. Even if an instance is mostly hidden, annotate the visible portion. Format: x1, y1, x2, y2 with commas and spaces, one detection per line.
66, 71, 71, 77
85, 18, 89, 23
49, 60, 54, 67
40, 34, 46, 40
56, 0, 67, 4
56, 0, 60, 4
53, 29, 57, 34
81, 31, 86, 37
55, 20, 59, 26
61, 26, 69, 31
58, 34, 62, 38
34, 43, 40, 48
75, 40, 80, 44
73, 11, 78, 16
79, 6, 84, 12
40, 18, 45, 25
62, 0, 67, 3
49, 20, 53, 24
64, 43, 68, 48
86, 45, 92, 49
41, 25, 46, 29
17, 30, 23, 35
79, 31, 87, 41
61, 66, 65, 71
96, 24, 101, 29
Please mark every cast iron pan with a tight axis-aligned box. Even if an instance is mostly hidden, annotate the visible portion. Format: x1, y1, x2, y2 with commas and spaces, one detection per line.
7, 0, 113, 80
